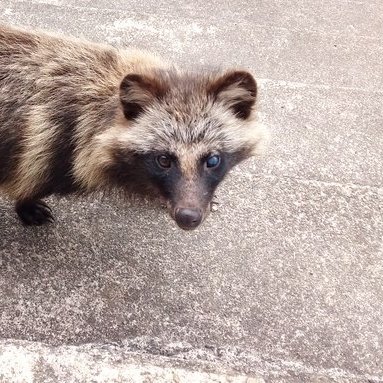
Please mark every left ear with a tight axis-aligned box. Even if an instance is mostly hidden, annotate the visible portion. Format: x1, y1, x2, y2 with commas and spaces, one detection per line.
208, 70, 257, 120
119, 73, 168, 120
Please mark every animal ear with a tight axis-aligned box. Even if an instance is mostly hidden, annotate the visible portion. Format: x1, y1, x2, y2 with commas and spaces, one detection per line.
119, 74, 167, 120
209, 71, 257, 120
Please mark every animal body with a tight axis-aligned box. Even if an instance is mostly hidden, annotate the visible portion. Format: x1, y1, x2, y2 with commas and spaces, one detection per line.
0, 24, 267, 230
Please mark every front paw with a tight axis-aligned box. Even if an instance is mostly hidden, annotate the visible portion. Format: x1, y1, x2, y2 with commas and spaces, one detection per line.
15, 200, 54, 226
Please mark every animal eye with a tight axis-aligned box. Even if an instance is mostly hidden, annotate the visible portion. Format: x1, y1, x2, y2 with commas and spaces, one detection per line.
156, 155, 172, 169
206, 154, 221, 168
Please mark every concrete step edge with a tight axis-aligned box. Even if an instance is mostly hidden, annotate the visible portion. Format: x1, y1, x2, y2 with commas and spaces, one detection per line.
0, 339, 264, 383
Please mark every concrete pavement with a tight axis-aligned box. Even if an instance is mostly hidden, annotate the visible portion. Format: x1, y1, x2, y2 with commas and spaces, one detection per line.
0, 0, 382, 382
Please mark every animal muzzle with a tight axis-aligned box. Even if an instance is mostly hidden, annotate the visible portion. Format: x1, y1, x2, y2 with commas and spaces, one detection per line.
174, 207, 203, 230
165, 179, 213, 230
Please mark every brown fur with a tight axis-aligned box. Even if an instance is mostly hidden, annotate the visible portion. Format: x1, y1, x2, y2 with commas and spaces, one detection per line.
0, 24, 267, 229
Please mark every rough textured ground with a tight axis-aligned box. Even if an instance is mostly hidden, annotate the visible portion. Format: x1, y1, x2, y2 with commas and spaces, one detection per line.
0, 1, 382, 382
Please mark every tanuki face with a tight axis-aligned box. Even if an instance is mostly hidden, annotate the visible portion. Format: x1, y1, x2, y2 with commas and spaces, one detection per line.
100, 69, 263, 230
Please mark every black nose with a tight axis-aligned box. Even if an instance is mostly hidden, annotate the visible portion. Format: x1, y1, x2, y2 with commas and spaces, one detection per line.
175, 208, 203, 230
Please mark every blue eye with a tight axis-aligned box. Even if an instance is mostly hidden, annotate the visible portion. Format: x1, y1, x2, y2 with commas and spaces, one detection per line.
206, 154, 221, 168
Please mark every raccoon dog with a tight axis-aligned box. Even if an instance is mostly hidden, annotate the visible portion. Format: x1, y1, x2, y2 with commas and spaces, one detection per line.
0, 25, 267, 230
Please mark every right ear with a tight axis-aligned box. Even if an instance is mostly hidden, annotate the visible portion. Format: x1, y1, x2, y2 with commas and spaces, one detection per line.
119, 74, 167, 120
208, 71, 257, 120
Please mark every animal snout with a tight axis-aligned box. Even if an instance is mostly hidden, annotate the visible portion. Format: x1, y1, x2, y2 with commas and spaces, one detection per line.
175, 207, 203, 230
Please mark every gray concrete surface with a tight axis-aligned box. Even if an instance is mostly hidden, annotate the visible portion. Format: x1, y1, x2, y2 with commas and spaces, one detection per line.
0, 0, 382, 382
